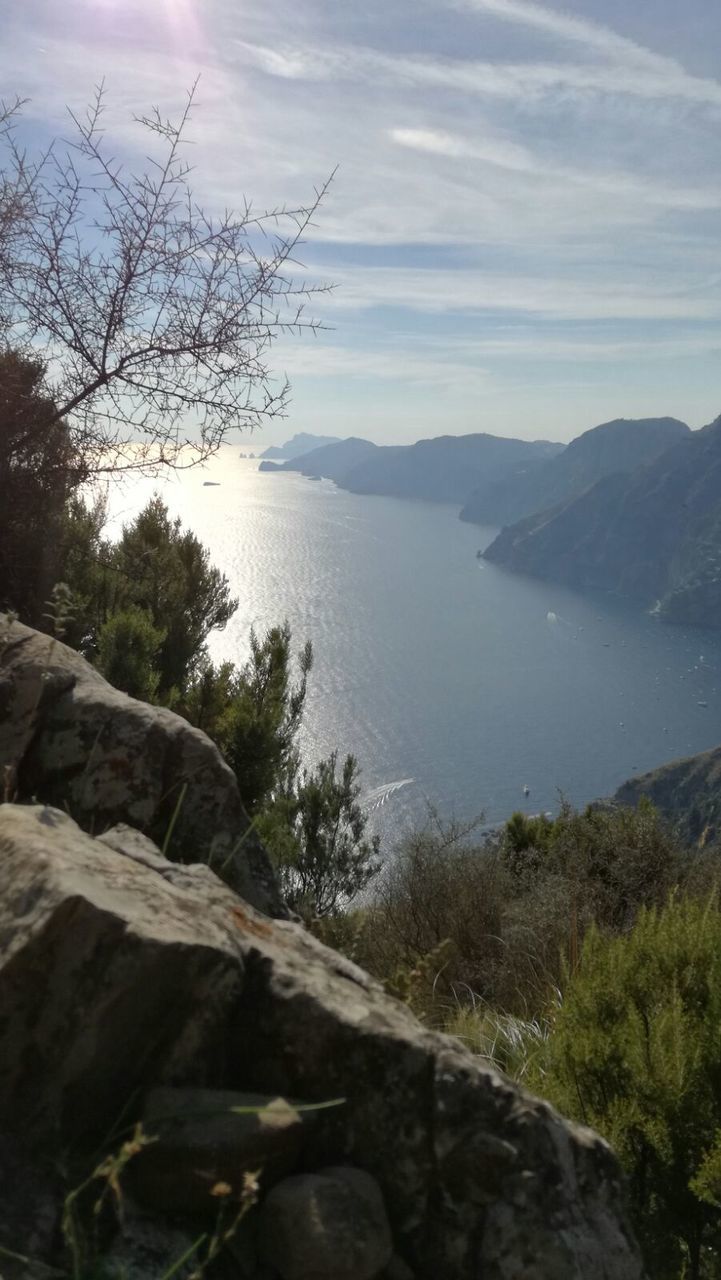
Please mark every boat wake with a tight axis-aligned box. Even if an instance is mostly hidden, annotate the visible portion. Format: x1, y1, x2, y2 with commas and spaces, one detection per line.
362, 778, 414, 811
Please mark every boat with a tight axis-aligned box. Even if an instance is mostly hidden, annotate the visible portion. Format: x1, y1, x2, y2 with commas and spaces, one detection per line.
523, 785, 530, 796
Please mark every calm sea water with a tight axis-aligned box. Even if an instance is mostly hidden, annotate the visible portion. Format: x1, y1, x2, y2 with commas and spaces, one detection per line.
105, 451, 721, 847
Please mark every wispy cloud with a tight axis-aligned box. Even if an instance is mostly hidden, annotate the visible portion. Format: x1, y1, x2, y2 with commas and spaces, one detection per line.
4, 0, 721, 441
453, 0, 681, 70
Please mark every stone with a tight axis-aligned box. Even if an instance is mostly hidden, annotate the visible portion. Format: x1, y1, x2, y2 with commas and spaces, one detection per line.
97, 1200, 207, 1280
132, 1087, 307, 1213
0, 804, 246, 1151
257, 1166, 392, 1280
0, 616, 283, 915
381, 1257, 417, 1280
0, 803, 645, 1279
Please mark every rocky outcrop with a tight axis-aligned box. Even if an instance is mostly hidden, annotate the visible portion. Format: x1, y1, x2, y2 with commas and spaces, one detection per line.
0, 802, 644, 1279
0, 615, 283, 915
615, 742, 721, 847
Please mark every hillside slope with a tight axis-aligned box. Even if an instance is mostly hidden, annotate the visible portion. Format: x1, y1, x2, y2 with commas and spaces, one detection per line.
484, 416, 721, 628
260, 432, 341, 459
460, 417, 690, 527
259, 436, 378, 482
340, 433, 562, 505
615, 744, 721, 847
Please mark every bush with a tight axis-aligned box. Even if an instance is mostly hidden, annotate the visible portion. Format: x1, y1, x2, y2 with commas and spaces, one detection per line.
96, 606, 165, 702
343, 802, 705, 1030
263, 752, 381, 918
503, 798, 685, 932
356, 816, 515, 1020
527, 894, 721, 1279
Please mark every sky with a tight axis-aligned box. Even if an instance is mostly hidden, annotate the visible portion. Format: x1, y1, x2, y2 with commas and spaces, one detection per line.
4, 0, 721, 445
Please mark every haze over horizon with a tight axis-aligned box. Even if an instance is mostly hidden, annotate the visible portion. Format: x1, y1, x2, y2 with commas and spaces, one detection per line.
6, 0, 721, 445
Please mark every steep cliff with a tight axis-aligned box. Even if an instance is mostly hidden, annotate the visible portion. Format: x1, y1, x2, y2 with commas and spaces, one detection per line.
484, 416, 721, 628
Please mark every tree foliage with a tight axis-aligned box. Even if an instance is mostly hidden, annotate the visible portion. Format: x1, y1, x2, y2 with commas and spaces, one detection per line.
96, 604, 165, 702
217, 622, 313, 816
0, 351, 82, 624
62, 495, 236, 699
264, 751, 381, 918
182, 624, 379, 915
109, 497, 237, 695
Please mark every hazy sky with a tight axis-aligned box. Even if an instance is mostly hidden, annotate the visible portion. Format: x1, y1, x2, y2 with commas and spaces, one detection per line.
4, 0, 721, 445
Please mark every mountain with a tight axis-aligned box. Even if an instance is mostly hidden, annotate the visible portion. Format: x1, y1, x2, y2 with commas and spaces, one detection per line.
259, 432, 342, 460
484, 416, 721, 628
339, 434, 562, 505
614, 744, 721, 848
460, 417, 690, 527
259, 436, 378, 482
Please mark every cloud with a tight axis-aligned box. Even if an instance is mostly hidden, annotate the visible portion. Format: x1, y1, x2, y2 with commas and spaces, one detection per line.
6, 0, 721, 441
321, 264, 721, 322
453, 0, 679, 69
389, 125, 721, 212
233, 34, 721, 109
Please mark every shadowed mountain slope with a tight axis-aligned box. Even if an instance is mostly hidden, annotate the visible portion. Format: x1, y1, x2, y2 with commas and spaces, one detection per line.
461, 417, 690, 527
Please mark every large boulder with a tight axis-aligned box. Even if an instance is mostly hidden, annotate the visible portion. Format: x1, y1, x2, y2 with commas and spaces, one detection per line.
0, 803, 644, 1280
0, 616, 283, 915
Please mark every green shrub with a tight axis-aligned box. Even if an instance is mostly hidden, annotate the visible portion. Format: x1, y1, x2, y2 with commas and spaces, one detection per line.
527, 893, 721, 1279
360, 816, 515, 1019
96, 606, 165, 702
502, 797, 685, 932
262, 751, 380, 919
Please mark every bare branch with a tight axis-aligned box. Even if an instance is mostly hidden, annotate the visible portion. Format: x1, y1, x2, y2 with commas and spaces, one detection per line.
0, 89, 334, 474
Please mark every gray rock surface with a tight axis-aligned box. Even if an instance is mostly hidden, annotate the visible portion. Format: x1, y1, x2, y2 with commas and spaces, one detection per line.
258, 1166, 392, 1280
0, 802, 644, 1279
0, 616, 283, 914
97, 1201, 206, 1280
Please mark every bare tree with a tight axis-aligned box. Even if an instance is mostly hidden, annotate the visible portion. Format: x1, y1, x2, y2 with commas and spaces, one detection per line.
0, 84, 331, 473
0, 98, 28, 311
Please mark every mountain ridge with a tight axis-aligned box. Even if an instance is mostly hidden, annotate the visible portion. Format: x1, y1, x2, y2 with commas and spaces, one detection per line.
259, 432, 342, 460
460, 416, 690, 527
484, 416, 721, 629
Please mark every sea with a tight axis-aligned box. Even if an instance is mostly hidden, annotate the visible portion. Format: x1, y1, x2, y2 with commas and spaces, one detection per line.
104, 450, 721, 850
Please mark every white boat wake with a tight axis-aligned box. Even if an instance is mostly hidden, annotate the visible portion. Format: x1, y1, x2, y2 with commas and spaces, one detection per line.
362, 778, 414, 811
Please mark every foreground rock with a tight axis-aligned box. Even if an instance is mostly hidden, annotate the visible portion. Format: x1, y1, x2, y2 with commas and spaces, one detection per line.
0, 803, 644, 1279
258, 1166, 393, 1280
0, 616, 282, 914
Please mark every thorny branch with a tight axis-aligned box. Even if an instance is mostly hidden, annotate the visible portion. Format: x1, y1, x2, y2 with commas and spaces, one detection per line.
0, 83, 333, 474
